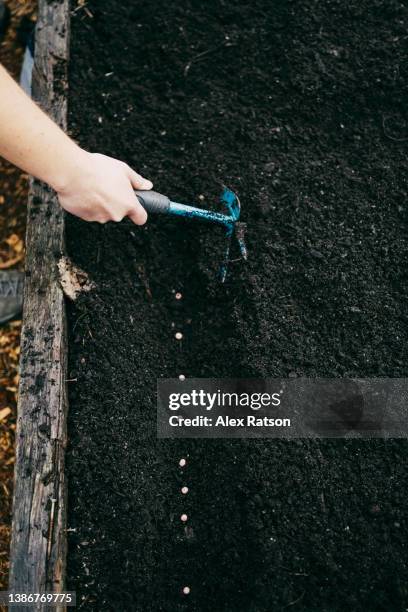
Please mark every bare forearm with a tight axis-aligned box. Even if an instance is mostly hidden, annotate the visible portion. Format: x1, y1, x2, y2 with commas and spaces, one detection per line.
0, 64, 81, 190
0, 65, 152, 224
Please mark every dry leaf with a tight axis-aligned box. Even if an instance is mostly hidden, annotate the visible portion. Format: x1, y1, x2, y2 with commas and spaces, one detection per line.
0, 408, 11, 422
5, 233, 23, 253
0, 254, 24, 269
5, 234, 19, 247
58, 256, 95, 300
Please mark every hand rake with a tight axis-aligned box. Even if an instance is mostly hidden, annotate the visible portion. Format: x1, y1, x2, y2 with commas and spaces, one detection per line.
135, 187, 247, 282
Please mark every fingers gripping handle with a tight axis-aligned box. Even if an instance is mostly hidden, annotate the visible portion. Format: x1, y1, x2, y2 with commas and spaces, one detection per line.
135, 190, 171, 215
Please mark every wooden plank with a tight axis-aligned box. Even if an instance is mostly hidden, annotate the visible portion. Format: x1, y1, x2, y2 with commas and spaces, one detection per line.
9, 0, 70, 607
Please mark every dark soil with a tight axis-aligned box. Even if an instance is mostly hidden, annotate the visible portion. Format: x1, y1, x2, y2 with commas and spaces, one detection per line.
66, 1, 408, 610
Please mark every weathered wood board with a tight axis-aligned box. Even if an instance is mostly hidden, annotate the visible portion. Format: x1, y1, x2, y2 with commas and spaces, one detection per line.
9, 1, 70, 609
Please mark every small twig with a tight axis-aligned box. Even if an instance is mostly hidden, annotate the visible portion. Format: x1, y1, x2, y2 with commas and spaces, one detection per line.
112, 485, 127, 498
73, 312, 88, 332
319, 491, 327, 514
78, 595, 90, 610
279, 565, 309, 577
284, 591, 306, 608
184, 41, 234, 76
71, 1, 89, 15
136, 264, 152, 300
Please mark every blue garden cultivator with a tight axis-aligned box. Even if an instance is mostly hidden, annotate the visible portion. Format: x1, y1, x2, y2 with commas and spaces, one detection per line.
135, 187, 247, 282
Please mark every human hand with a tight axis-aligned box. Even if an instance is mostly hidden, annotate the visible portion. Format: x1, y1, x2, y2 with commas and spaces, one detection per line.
55, 150, 152, 224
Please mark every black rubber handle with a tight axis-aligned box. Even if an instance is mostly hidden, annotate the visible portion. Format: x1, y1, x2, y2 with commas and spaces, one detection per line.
135, 190, 171, 215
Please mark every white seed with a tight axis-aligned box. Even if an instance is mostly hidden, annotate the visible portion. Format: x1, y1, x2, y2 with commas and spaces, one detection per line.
182, 586, 191, 595
175, 332, 183, 340
179, 458, 186, 467
181, 486, 189, 494
180, 513, 188, 522
198, 194, 205, 201
179, 374, 186, 381
175, 292, 182, 300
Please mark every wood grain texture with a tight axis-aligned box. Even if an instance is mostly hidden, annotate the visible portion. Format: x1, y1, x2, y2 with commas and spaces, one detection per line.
9, 1, 70, 608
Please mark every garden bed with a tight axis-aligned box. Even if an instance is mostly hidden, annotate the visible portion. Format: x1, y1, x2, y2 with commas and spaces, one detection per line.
65, 1, 408, 610
16, 0, 408, 610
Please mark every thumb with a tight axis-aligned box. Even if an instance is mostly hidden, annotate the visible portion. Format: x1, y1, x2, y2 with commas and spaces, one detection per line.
128, 200, 148, 225
127, 166, 153, 190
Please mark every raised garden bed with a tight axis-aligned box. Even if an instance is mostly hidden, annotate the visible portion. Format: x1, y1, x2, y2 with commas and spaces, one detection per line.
11, 0, 408, 610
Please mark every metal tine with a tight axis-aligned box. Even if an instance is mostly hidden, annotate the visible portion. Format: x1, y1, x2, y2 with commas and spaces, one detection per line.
219, 229, 233, 283
218, 189, 248, 282
235, 222, 248, 260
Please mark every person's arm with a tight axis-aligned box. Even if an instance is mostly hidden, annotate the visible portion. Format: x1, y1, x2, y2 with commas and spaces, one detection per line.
0, 64, 151, 224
